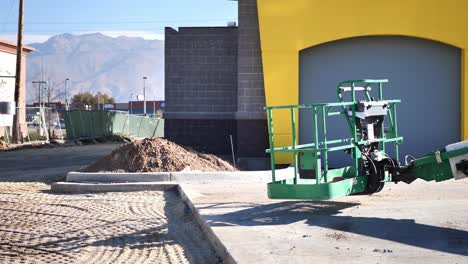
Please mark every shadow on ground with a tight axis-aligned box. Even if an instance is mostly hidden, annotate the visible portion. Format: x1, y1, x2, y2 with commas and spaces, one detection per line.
204, 201, 468, 256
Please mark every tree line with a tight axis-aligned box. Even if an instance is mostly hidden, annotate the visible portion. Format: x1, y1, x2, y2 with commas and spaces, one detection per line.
71, 92, 115, 106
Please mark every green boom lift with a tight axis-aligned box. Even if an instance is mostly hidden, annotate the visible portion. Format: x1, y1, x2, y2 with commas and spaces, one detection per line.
265, 79, 468, 200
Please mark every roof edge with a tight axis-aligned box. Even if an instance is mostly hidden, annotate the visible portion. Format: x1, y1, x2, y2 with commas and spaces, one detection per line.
0, 39, 35, 53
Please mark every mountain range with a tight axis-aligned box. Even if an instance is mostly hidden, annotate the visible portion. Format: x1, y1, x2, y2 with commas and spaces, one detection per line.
26, 33, 164, 103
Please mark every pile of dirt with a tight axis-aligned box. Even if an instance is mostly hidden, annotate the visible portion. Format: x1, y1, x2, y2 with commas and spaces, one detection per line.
83, 138, 238, 172
0, 139, 9, 149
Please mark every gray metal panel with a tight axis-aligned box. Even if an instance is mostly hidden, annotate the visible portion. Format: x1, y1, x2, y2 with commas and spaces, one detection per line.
299, 36, 461, 167
0, 101, 15, 115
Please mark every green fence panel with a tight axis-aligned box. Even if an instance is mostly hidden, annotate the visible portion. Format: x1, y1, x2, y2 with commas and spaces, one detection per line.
113, 112, 127, 135
64, 110, 164, 139
64, 111, 73, 140
154, 119, 164, 137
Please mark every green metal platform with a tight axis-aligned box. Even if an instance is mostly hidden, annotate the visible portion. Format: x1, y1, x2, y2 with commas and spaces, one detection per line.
265, 78, 468, 200
265, 79, 402, 200
268, 167, 367, 200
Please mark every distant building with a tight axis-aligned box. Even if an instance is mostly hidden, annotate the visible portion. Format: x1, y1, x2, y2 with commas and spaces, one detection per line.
165, 26, 242, 157
0, 39, 35, 139
165, 1, 266, 169
30, 102, 66, 110
68, 101, 164, 116
114, 103, 129, 111
128, 101, 164, 115
69, 102, 120, 111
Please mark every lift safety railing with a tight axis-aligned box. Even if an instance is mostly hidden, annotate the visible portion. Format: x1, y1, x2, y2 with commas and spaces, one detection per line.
265, 79, 402, 185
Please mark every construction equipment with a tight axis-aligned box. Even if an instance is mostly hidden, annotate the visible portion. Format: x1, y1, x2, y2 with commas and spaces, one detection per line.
265, 79, 468, 200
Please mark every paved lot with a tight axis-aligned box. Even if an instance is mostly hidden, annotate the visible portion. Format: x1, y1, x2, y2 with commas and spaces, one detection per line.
183, 179, 468, 264
0, 144, 120, 182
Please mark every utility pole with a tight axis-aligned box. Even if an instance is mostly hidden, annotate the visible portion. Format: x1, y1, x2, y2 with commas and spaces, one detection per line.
12, 0, 24, 143
143, 76, 147, 115
46, 80, 51, 138
41, 55, 44, 89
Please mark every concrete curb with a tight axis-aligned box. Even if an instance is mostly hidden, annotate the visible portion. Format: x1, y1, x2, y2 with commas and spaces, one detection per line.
66, 167, 294, 184
67, 172, 170, 183
175, 185, 236, 264
51, 182, 178, 194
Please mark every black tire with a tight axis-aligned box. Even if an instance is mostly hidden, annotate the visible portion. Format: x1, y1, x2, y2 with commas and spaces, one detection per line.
362, 165, 386, 194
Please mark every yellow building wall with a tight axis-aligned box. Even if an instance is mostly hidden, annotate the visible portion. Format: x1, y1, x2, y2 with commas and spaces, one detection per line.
257, 0, 468, 163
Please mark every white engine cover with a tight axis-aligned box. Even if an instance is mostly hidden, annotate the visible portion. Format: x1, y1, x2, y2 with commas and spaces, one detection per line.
446, 140, 468, 180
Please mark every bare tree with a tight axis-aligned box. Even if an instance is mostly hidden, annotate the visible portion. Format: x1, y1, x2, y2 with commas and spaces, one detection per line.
44, 76, 65, 107
33, 73, 65, 107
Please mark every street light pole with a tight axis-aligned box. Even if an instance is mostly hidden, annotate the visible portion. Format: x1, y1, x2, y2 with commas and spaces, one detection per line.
129, 93, 133, 114
143, 76, 147, 116
64, 78, 69, 110
43, 81, 49, 108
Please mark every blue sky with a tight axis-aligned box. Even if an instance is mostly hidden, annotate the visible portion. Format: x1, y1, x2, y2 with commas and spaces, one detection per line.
0, 0, 238, 43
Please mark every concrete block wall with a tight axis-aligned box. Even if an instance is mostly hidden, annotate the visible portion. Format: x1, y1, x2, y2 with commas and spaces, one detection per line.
165, 119, 236, 155
164, 1, 270, 166
165, 27, 238, 120
236, 0, 266, 120
236, 0, 269, 160
164, 27, 238, 155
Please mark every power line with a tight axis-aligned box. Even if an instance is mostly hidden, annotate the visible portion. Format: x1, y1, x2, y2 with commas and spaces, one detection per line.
1, 0, 17, 32
0, 19, 237, 34
2, 18, 237, 25
2, 28, 162, 33
2, 25, 237, 34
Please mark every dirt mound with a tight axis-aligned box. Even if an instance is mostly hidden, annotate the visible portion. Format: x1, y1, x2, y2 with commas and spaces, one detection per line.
83, 138, 238, 172
0, 139, 9, 149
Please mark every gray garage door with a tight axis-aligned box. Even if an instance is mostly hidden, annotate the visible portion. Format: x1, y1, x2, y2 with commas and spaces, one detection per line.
299, 36, 460, 167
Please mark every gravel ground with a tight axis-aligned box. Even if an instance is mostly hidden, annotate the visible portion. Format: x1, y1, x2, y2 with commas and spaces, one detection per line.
0, 183, 221, 264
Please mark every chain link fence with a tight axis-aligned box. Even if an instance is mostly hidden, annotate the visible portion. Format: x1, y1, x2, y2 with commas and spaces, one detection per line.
64, 110, 164, 140
1, 107, 64, 145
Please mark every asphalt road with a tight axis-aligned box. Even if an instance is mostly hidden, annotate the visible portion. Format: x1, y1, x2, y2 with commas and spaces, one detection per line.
0, 143, 120, 182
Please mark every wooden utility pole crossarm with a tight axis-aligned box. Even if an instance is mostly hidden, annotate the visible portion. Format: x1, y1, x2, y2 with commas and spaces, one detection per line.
12, 0, 24, 143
